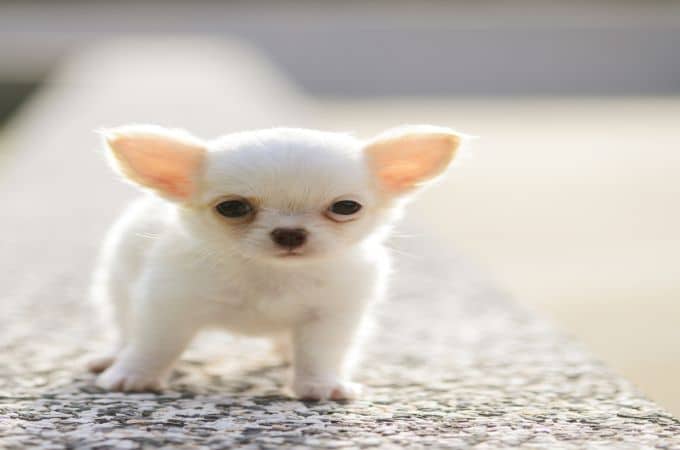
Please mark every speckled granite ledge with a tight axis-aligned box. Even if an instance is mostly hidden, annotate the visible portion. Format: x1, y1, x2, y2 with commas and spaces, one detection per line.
1, 235, 678, 449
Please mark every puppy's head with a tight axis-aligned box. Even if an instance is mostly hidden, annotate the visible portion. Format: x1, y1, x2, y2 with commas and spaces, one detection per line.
103, 125, 466, 262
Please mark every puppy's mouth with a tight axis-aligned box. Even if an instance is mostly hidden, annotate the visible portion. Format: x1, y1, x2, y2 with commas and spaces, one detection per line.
276, 249, 305, 258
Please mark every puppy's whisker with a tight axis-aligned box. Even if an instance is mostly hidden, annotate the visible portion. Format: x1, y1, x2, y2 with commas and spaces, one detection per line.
384, 245, 422, 260
135, 232, 161, 240
389, 232, 422, 239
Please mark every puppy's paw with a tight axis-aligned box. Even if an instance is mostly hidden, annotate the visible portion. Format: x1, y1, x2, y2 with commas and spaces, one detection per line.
86, 355, 116, 374
96, 365, 164, 392
293, 378, 362, 401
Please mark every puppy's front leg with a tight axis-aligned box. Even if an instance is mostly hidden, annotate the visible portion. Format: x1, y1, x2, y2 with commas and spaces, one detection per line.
96, 303, 198, 392
292, 310, 365, 400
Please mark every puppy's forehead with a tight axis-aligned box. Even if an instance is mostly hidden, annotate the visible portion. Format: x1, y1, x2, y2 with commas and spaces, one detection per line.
202, 129, 370, 207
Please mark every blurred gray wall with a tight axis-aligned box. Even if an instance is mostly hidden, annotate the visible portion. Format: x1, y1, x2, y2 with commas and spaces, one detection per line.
0, 0, 679, 99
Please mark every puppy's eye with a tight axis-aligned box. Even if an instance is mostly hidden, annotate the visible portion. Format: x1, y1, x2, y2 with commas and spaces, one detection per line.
216, 199, 253, 218
330, 200, 362, 215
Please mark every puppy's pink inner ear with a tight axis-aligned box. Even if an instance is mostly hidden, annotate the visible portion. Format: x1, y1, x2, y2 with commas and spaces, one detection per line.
365, 133, 460, 193
108, 133, 205, 200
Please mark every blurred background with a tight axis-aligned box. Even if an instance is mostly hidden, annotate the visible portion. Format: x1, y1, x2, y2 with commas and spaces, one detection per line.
1, 1, 678, 414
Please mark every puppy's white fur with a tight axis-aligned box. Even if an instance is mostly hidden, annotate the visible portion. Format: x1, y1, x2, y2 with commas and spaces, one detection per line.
91, 125, 465, 400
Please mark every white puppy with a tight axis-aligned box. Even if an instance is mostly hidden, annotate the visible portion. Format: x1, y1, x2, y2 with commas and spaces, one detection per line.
90, 125, 465, 400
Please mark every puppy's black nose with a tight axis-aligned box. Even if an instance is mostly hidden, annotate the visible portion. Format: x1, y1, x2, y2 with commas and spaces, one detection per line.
271, 228, 308, 249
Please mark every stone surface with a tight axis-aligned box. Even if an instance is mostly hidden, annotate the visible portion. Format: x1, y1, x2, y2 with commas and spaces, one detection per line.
1, 39, 679, 449
2, 234, 679, 449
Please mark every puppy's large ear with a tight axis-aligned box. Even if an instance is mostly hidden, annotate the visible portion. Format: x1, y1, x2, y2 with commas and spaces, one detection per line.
101, 125, 206, 201
364, 125, 465, 195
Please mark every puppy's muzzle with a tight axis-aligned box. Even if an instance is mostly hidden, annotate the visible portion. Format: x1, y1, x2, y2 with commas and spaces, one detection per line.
271, 228, 308, 250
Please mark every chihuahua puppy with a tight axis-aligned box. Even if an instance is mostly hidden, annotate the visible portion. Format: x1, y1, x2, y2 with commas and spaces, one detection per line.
89, 125, 465, 400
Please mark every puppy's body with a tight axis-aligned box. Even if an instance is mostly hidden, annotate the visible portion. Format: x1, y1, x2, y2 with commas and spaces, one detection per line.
92, 126, 464, 399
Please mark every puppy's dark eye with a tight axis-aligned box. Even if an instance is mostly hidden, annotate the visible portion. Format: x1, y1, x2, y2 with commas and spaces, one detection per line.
330, 200, 362, 215
216, 199, 253, 218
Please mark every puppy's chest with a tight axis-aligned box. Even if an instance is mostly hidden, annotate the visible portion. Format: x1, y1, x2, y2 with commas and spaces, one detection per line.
209, 266, 336, 328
